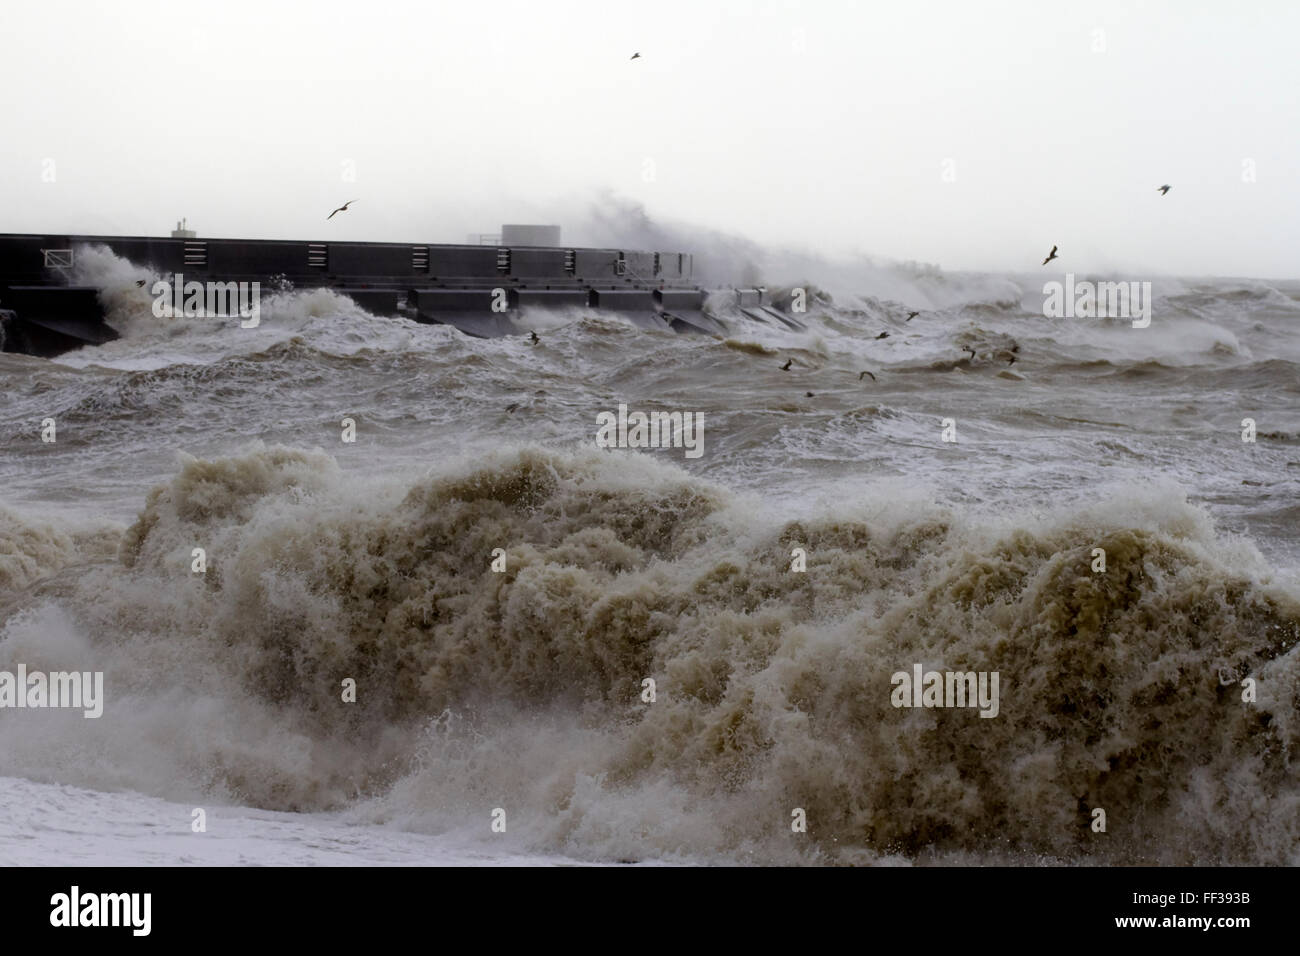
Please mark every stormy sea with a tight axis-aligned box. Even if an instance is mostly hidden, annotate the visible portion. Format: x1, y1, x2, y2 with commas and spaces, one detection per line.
2, 243, 1297, 866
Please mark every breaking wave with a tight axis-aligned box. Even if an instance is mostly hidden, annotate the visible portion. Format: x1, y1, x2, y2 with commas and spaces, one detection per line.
2, 445, 1296, 864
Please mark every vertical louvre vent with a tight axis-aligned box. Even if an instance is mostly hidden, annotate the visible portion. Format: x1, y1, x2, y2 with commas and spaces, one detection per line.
496, 248, 511, 274
564, 249, 576, 275
183, 242, 207, 267
308, 243, 328, 269
614, 255, 626, 276
653, 252, 661, 276
412, 246, 429, 271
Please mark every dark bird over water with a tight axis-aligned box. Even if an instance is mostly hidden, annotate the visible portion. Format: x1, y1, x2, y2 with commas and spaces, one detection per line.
964, 346, 977, 361
135, 279, 147, 287
630, 52, 641, 60
859, 370, 876, 381
781, 358, 793, 370
1158, 184, 1171, 195
906, 311, 920, 321
530, 331, 540, 344
327, 199, 358, 220
1042, 245, 1058, 266
875, 331, 890, 339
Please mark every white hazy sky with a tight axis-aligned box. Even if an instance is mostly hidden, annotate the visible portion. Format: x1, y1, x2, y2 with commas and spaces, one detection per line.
1, 0, 1296, 277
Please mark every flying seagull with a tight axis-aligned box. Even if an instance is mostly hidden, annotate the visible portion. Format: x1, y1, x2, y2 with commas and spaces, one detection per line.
135, 279, 147, 287
327, 199, 358, 220
1158, 184, 1171, 195
780, 358, 793, 370
859, 370, 876, 382
630, 53, 641, 60
1042, 244, 1058, 266
906, 311, 920, 321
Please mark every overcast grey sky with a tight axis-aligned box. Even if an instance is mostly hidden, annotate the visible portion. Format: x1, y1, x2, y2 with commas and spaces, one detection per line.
2, 0, 1296, 277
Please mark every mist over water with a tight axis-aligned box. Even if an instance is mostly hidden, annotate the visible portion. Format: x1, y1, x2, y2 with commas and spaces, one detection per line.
1, 238, 1298, 865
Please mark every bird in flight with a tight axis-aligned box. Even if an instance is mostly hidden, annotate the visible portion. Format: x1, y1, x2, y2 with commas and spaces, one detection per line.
530, 331, 540, 344
630, 53, 641, 60
327, 200, 358, 220
859, 370, 876, 382
875, 331, 890, 339
906, 311, 920, 321
780, 358, 793, 370
1042, 245, 1058, 265
1158, 184, 1171, 195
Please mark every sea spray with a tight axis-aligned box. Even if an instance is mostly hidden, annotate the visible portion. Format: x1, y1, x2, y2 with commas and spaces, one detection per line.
2, 445, 1296, 864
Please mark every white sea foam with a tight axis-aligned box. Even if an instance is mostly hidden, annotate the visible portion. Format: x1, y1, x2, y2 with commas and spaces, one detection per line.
3, 243, 1298, 865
